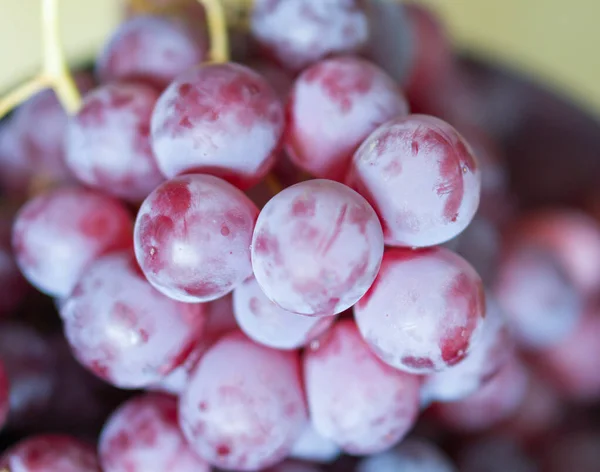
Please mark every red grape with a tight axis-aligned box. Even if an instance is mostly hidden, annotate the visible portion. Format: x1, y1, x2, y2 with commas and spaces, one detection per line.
96, 15, 207, 88
285, 56, 409, 181
304, 320, 421, 454
493, 244, 582, 349
65, 81, 164, 202
233, 277, 335, 350
60, 251, 207, 389
179, 331, 306, 471
99, 393, 210, 472
433, 356, 528, 432
252, 179, 384, 316
357, 438, 456, 472
421, 296, 514, 403
134, 174, 259, 302
354, 247, 486, 374
347, 114, 481, 247
250, 0, 369, 72
12, 187, 133, 298
512, 210, 600, 296
151, 63, 284, 188
289, 421, 341, 464
0, 435, 100, 471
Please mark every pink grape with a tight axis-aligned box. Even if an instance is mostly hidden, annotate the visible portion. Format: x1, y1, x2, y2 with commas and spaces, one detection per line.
96, 15, 207, 88
60, 251, 207, 389
151, 63, 284, 188
357, 438, 457, 472
251, 179, 384, 316
99, 393, 210, 472
250, 0, 369, 72
233, 277, 335, 349
0, 435, 100, 472
433, 356, 528, 432
421, 296, 514, 403
179, 331, 307, 471
303, 320, 421, 455
134, 174, 259, 303
493, 244, 582, 349
285, 56, 409, 181
12, 187, 133, 298
65, 81, 165, 202
347, 114, 481, 247
513, 210, 600, 296
289, 421, 341, 464
354, 247, 486, 374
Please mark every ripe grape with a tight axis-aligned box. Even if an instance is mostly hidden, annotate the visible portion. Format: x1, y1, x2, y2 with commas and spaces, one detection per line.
512, 210, 600, 295
134, 174, 259, 303
60, 251, 207, 389
357, 438, 457, 472
12, 187, 133, 298
421, 296, 514, 403
179, 331, 306, 471
66, 81, 165, 202
250, 0, 369, 72
96, 15, 207, 88
285, 56, 409, 181
304, 320, 421, 455
251, 179, 384, 316
151, 63, 284, 188
99, 393, 210, 472
347, 114, 481, 247
354, 247, 486, 374
233, 277, 335, 350
289, 421, 341, 464
433, 356, 528, 432
493, 244, 582, 349
0, 435, 100, 472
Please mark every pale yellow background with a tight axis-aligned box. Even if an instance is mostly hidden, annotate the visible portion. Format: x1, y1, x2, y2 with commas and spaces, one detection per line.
1, 0, 599, 115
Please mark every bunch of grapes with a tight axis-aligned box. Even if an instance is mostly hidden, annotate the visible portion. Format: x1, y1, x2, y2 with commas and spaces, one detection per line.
0, 0, 599, 471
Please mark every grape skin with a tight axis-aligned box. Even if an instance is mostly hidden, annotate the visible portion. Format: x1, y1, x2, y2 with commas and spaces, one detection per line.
0, 435, 101, 472
134, 174, 259, 303
99, 393, 210, 472
251, 0, 369, 72
179, 331, 307, 471
285, 56, 409, 181
60, 251, 207, 389
12, 187, 133, 299
304, 320, 421, 455
66, 81, 165, 202
251, 179, 384, 316
354, 247, 486, 374
151, 63, 284, 189
347, 114, 481, 247
233, 277, 335, 350
96, 15, 208, 88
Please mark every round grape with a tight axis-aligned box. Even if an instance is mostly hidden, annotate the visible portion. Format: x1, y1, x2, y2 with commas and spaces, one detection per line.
252, 179, 384, 316
233, 277, 335, 350
304, 320, 421, 455
347, 114, 481, 247
12, 187, 133, 298
179, 331, 307, 471
250, 0, 369, 72
99, 393, 210, 472
151, 63, 284, 188
96, 15, 207, 88
286, 56, 409, 181
66, 81, 165, 202
0, 435, 100, 472
60, 251, 207, 389
354, 247, 486, 374
134, 174, 259, 303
